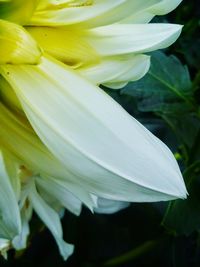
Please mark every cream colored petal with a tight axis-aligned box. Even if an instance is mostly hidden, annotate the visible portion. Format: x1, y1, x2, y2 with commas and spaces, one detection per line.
0, 0, 38, 24
0, 75, 22, 112
0, 19, 42, 65
31, 0, 182, 27
0, 104, 97, 211
27, 26, 99, 67
82, 23, 182, 56
0, 238, 10, 259
0, 151, 21, 240
1, 56, 187, 202
78, 54, 150, 87
1, 148, 21, 200
30, 0, 125, 26
12, 206, 31, 250
94, 198, 130, 214
121, 0, 183, 23
36, 177, 82, 216
28, 180, 74, 260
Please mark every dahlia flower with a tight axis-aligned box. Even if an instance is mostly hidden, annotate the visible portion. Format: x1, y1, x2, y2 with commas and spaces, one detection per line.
0, 0, 186, 259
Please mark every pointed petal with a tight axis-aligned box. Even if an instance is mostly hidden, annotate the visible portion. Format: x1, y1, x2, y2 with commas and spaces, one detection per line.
27, 26, 99, 67
0, 75, 22, 112
0, 56, 187, 202
82, 23, 182, 56
0, 104, 96, 211
0, 238, 10, 259
0, 19, 42, 65
94, 198, 130, 214
78, 54, 150, 87
12, 207, 31, 250
0, 151, 21, 239
32, 1, 182, 28
30, 0, 126, 26
1, 148, 21, 200
36, 177, 82, 216
0, 0, 38, 24
121, 0, 183, 23
28, 180, 74, 260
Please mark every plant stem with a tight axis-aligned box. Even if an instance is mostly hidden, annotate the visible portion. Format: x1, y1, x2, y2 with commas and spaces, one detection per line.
103, 238, 164, 266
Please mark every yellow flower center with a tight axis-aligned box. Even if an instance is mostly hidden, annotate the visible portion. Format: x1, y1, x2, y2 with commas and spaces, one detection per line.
0, 1, 99, 67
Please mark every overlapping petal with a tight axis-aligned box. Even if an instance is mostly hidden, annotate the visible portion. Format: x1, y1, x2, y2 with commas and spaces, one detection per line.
0, 0, 186, 259
0, 56, 187, 202
27, 26, 99, 67
120, 0, 183, 23
0, 152, 21, 240
28, 180, 74, 260
0, 103, 97, 211
78, 54, 150, 88
82, 23, 182, 56
0, 0, 37, 24
30, 0, 126, 26
0, 19, 42, 64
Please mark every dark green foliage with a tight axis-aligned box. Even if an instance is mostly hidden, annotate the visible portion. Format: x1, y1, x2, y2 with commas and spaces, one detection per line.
121, 51, 193, 114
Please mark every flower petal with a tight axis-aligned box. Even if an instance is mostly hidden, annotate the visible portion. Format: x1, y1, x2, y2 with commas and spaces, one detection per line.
94, 198, 130, 214
1, 148, 21, 200
0, 104, 96, 211
28, 180, 74, 260
36, 177, 82, 216
27, 26, 99, 67
0, 75, 22, 112
78, 54, 150, 87
0, 0, 37, 24
120, 0, 183, 23
0, 19, 42, 65
82, 23, 182, 56
0, 56, 187, 202
0, 151, 21, 240
32, 1, 182, 28
12, 206, 31, 250
30, 0, 125, 26
0, 238, 10, 259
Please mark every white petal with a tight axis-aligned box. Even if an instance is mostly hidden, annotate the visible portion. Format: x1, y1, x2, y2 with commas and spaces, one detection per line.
31, 0, 125, 26
0, 239, 9, 250
1, 56, 187, 202
79, 0, 182, 28
121, 0, 183, 23
1, 148, 21, 200
28, 180, 74, 260
0, 152, 21, 239
103, 82, 128, 89
78, 54, 150, 87
82, 23, 182, 56
12, 207, 31, 250
32, 0, 182, 27
0, 238, 10, 259
94, 198, 130, 214
0, 103, 97, 211
36, 177, 82, 216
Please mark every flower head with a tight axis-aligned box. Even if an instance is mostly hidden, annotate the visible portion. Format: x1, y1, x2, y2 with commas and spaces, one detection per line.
0, 0, 186, 259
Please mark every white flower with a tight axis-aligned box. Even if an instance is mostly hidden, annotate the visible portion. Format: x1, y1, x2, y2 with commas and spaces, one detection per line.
0, 0, 187, 259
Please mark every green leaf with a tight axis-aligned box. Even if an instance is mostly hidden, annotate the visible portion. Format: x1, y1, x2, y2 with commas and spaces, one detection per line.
162, 113, 200, 148
121, 51, 193, 114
